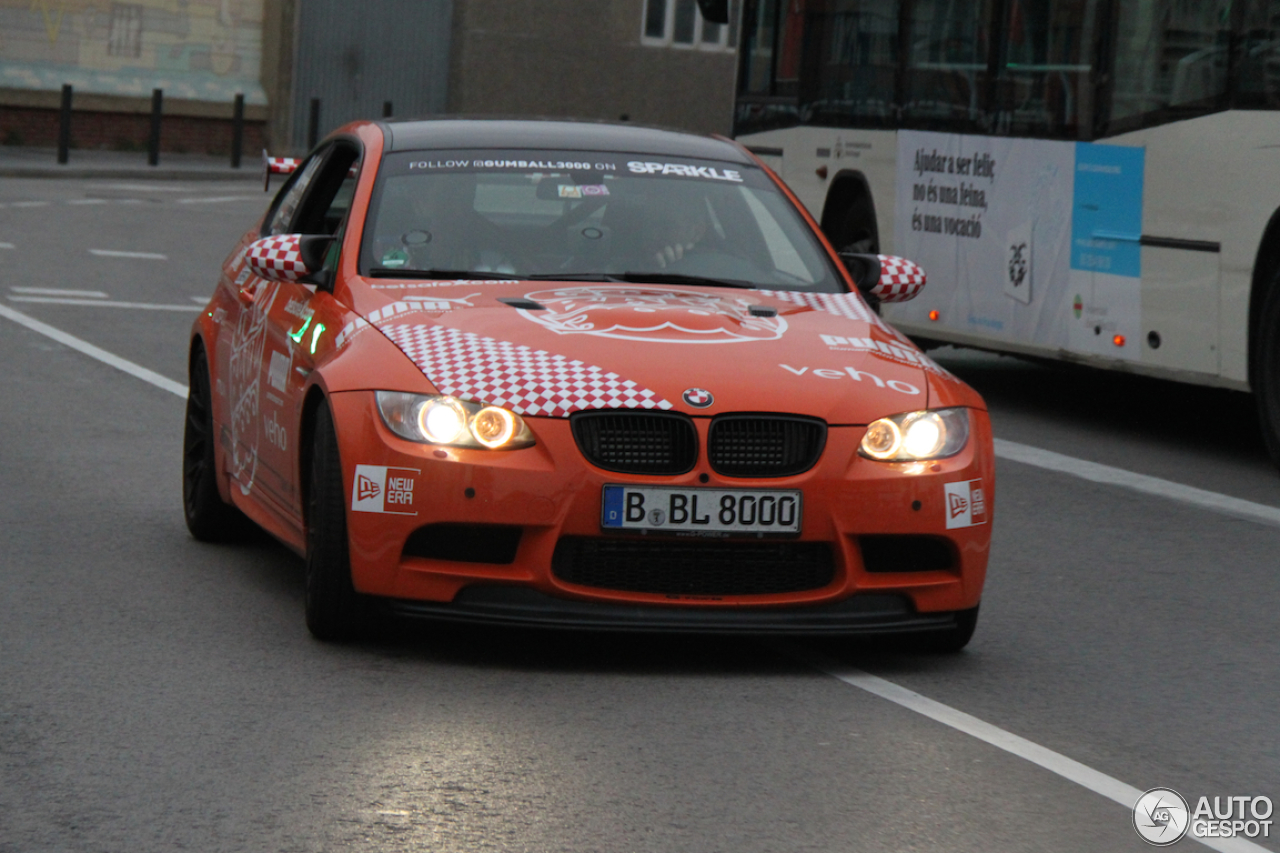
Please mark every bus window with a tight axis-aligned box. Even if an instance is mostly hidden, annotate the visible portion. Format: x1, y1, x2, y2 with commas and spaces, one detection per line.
774, 0, 808, 97
901, 0, 996, 131
994, 0, 1101, 139
674, 0, 699, 43
804, 0, 900, 126
1236, 0, 1280, 108
742, 0, 781, 94
1108, 0, 1232, 133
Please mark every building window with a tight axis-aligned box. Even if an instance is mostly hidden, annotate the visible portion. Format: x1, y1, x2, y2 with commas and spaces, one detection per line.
107, 3, 144, 59
642, 0, 739, 50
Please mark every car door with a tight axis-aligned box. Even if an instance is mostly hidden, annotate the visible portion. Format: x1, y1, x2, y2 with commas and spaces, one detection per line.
253, 142, 363, 526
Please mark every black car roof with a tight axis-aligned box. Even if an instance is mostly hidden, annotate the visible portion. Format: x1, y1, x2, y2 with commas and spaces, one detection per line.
379, 118, 753, 164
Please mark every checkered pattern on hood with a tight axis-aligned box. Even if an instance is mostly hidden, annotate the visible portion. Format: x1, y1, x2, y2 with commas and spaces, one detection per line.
379, 323, 675, 418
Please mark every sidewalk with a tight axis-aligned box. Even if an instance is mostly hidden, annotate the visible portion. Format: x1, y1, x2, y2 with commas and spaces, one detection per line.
0, 145, 263, 181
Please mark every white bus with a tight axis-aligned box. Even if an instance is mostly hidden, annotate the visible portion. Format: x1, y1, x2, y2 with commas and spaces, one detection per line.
706, 0, 1280, 466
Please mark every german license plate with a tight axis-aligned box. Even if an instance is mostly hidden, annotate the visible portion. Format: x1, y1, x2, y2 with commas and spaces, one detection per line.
601, 485, 802, 534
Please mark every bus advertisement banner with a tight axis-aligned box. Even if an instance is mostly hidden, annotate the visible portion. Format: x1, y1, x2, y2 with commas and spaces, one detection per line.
890, 130, 1146, 363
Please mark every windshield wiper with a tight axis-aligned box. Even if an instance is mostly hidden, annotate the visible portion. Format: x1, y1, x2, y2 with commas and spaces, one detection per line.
616, 272, 757, 289
368, 267, 521, 280
522, 273, 623, 281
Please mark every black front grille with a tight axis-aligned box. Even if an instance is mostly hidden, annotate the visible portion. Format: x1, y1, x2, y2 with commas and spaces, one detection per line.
571, 411, 698, 475
552, 537, 835, 596
708, 415, 827, 478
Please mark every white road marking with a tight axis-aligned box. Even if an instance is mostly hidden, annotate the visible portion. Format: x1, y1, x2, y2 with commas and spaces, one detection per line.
88, 249, 168, 260
995, 438, 1280, 529
176, 196, 259, 205
115, 199, 144, 205
8, 296, 200, 311
105, 183, 189, 192
190, 295, 209, 303
12, 287, 108, 298
0, 242, 14, 250
0, 303, 186, 397
801, 651, 1271, 853
67, 199, 109, 205
10, 201, 49, 208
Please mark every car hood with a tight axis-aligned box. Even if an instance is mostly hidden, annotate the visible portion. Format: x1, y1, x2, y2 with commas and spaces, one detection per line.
347, 280, 952, 423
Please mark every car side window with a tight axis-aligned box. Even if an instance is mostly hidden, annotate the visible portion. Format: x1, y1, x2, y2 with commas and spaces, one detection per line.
291, 144, 362, 238
264, 153, 326, 236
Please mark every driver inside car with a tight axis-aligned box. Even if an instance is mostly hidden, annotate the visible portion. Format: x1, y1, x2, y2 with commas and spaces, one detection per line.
601, 180, 711, 271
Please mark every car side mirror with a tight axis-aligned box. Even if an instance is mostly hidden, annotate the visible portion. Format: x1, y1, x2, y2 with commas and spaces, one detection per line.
245, 234, 335, 289
839, 252, 927, 304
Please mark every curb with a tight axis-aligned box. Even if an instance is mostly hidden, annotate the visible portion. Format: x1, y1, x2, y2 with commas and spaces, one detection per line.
0, 166, 261, 181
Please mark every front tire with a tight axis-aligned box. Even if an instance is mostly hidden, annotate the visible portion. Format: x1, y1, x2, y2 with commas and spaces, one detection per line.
305, 402, 364, 641
183, 347, 245, 541
1255, 279, 1280, 469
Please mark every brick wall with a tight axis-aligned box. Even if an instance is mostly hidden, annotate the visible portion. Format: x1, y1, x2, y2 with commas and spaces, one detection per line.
0, 106, 266, 156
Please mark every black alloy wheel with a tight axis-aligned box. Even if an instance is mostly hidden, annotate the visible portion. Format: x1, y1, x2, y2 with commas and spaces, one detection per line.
305, 401, 364, 641
183, 347, 245, 541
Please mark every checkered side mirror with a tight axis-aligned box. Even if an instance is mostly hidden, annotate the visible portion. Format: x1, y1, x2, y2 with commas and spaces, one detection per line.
871, 255, 927, 303
245, 234, 332, 284
838, 253, 927, 303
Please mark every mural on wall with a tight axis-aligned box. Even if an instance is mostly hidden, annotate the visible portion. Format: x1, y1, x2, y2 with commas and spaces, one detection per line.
0, 0, 266, 103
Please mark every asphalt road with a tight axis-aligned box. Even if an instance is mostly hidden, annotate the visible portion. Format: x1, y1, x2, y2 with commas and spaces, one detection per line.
1, 176, 1277, 853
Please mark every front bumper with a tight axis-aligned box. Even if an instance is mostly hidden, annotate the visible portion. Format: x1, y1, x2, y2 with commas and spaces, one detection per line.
329, 391, 994, 628
389, 587, 968, 635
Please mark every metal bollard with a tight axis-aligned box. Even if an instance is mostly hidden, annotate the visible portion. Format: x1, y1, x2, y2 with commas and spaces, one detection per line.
57, 84, 72, 164
231, 93, 245, 168
147, 88, 163, 166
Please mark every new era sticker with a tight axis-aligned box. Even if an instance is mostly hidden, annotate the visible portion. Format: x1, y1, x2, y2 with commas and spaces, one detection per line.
351, 465, 421, 515
943, 479, 988, 529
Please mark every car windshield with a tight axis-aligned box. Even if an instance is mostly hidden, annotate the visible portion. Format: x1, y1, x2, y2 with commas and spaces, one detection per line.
360, 149, 845, 291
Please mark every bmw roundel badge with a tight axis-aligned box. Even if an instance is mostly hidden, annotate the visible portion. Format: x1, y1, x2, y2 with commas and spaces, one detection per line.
682, 388, 714, 408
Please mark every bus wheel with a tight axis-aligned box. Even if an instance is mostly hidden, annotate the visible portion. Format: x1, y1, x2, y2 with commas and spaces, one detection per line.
1257, 281, 1280, 469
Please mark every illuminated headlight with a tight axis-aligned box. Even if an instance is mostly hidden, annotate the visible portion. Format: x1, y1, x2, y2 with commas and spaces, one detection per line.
859, 408, 969, 461
375, 391, 535, 450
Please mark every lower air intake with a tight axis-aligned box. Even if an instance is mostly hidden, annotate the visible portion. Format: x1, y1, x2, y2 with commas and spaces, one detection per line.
552, 537, 835, 596
403, 524, 522, 564
858, 535, 956, 573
